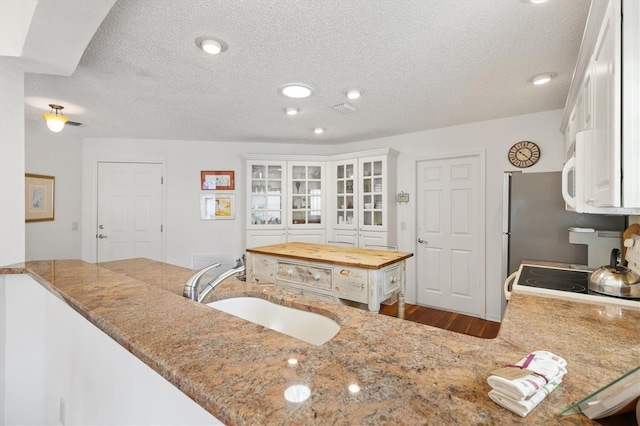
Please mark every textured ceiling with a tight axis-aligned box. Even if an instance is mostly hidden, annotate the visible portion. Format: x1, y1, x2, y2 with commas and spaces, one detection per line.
24, 0, 591, 144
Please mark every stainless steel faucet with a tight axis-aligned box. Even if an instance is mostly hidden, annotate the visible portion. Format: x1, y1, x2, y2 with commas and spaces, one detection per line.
183, 256, 246, 303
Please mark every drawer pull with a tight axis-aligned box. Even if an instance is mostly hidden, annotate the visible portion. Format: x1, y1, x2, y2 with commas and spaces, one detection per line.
286, 269, 293, 276
313, 274, 321, 281
389, 276, 397, 284
340, 269, 351, 276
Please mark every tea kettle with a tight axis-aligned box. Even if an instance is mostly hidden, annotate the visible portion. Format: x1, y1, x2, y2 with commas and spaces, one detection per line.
589, 248, 640, 298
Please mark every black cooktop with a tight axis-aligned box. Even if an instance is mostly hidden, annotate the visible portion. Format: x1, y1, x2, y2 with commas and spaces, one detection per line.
517, 265, 590, 294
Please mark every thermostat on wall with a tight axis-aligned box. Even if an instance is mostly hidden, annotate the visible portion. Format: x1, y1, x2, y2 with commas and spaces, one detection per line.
397, 192, 410, 203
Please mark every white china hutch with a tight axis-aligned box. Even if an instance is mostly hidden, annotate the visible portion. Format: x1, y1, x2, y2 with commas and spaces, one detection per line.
245, 148, 398, 250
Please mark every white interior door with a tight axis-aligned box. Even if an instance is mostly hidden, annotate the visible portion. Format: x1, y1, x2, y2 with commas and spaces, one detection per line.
416, 154, 483, 317
97, 162, 163, 263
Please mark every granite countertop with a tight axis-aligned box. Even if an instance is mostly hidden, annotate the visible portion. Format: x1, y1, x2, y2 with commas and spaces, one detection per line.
246, 242, 413, 269
5, 258, 640, 425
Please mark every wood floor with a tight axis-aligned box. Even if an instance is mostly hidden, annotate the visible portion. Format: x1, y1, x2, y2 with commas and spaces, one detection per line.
379, 302, 501, 339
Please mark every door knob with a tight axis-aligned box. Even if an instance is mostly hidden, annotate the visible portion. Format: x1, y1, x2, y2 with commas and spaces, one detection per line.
418, 238, 427, 244
97, 234, 108, 239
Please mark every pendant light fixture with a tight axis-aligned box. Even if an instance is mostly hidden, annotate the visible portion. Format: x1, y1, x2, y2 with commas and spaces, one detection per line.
42, 104, 69, 132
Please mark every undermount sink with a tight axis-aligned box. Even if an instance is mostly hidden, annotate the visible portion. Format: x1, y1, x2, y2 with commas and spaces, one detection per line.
206, 297, 340, 345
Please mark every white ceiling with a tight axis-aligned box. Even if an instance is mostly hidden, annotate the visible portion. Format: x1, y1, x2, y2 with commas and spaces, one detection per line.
23, 0, 591, 144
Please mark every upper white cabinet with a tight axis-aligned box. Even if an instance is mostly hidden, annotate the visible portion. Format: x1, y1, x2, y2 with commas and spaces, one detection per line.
288, 162, 325, 229
245, 149, 398, 250
560, 0, 640, 214
328, 149, 398, 250
245, 158, 326, 248
590, 0, 621, 207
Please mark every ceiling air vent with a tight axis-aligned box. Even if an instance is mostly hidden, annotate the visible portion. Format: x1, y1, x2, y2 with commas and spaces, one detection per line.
332, 102, 357, 113
66, 120, 84, 127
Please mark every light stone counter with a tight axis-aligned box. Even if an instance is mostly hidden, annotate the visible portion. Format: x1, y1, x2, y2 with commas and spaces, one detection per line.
4, 258, 640, 425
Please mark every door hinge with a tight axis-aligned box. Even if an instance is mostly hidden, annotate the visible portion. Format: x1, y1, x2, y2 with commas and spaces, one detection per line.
161, 176, 164, 184
161, 224, 163, 232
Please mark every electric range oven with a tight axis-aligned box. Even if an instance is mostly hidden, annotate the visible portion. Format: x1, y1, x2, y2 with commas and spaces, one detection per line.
511, 263, 640, 308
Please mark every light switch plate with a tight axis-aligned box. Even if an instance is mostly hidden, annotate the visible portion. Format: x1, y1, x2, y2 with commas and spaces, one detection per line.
397, 192, 410, 203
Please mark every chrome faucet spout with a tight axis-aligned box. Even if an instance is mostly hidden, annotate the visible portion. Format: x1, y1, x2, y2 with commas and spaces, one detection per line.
183, 256, 246, 303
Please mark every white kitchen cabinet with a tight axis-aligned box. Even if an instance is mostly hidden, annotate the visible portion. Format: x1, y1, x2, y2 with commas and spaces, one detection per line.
246, 158, 326, 248
327, 149, 398, 250
288, 161, 325, 228
247, 161, 286, 228
590, 0, 621, 207
560, 0, 640, 213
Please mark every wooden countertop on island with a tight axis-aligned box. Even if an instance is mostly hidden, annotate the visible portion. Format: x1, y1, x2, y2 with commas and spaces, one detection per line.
4, 258, 640, 425
246, 242, 413, 269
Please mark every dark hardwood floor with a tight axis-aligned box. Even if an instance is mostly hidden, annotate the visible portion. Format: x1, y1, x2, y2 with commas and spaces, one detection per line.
379, 302, 501, 339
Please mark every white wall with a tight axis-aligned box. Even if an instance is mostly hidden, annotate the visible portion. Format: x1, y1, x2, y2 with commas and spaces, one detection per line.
0, 59, 26, 267
335, 109, 566, 321
25, 119, 83, 260
77, 109, 565, 322
3, 273, 222, 425
81, 138, 331, 267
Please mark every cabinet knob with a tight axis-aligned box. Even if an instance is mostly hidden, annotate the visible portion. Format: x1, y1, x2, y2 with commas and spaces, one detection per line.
313, 274, 321, 281
389, 276, 397, 284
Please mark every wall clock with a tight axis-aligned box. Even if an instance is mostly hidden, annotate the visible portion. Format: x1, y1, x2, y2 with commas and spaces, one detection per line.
508, 141, 540, 168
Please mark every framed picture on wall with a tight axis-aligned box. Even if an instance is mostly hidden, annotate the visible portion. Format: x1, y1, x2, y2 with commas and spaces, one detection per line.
25, 173, 55, 222
201, 170, 235, 190
201, 194, 235, 220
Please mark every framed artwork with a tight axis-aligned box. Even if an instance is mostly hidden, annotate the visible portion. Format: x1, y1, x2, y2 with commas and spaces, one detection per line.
201, 170, 235, 190
201, 194, 235, 220
25, 173, 55, 222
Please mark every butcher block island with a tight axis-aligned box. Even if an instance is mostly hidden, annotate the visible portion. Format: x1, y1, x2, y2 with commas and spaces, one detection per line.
246, 242, 413, 317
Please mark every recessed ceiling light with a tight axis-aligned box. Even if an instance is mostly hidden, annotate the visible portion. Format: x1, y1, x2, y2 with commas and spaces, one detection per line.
280, 84, 314, 99
520, 0, 548, 4
285, 107, 300, 116
195, 36, 227, 55
530, 72, 556, 85
346, 89, 362, 100
313, 127, 324, 134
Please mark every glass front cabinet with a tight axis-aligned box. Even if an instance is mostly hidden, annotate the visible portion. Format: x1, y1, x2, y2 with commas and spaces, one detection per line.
246, 150, 396, 250
246, 158, 325, 248
329, 149, 398, 250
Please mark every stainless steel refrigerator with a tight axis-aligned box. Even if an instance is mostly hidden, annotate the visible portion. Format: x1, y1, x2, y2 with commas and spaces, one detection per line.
502, 171, 625, 281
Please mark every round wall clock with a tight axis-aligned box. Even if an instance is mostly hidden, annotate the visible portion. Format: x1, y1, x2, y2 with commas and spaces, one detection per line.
508, 141, 540, 168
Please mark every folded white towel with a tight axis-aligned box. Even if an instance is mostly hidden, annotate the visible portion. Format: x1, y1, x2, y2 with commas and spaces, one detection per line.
488, 376, 563, 417
487, 351, 567, 400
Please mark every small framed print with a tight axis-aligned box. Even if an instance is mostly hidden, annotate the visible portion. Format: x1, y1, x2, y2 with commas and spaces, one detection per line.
201, 170, 235, 190
201, 194, 235, 220
25, 173, 55, 222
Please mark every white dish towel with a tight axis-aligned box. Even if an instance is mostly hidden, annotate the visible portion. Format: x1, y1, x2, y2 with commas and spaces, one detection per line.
487, 350, 568, 417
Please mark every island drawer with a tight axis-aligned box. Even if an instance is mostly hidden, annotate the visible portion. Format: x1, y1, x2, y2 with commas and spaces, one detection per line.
276, 262, 333, 290
278, 283, 335, 303
382, 265, 402, 295
333, 267, 368, 303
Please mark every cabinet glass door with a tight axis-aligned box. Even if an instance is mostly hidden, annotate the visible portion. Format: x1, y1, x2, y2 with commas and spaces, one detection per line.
290, 164, 323, 226
250, 163, 283, 226
361, 159, 384, 228
335, 161, 356, 227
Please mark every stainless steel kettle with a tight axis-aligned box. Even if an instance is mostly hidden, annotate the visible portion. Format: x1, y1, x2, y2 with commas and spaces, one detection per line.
589, 249, 640, 298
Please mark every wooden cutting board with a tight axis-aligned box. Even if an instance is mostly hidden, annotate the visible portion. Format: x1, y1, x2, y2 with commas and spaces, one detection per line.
622, 223, 640, 265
